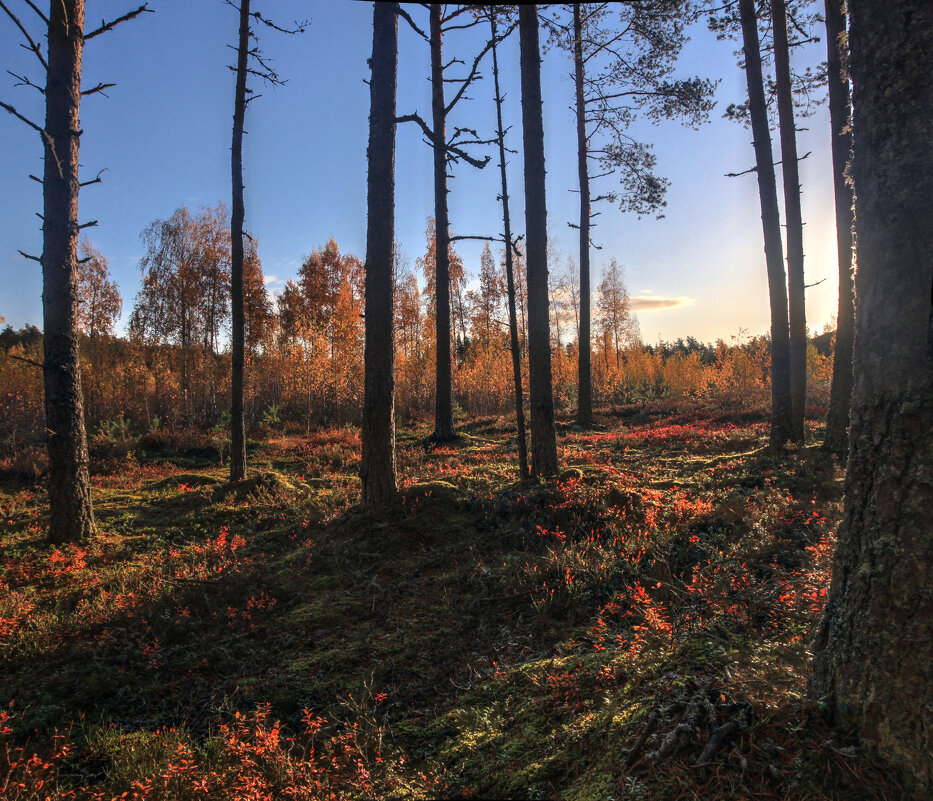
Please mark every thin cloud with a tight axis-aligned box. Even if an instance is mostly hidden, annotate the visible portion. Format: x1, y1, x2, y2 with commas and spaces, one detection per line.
630, 296, 695, 313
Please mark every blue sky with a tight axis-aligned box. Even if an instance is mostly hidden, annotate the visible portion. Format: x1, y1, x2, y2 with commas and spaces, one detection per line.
0, 1, 838, 344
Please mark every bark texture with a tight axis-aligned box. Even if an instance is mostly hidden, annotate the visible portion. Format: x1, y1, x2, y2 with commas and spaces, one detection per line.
490, 13, 529, 480
42, 0, 95, 543
360, 1, 399, 510
770, 0, 806, 442
519, 4, 559, 478
822, 0, 855, 458
573, 2, 593, 428
229, 0, 250, 483
738, 0, 793, 447
809, 1, 933, 794
430, 3, 455, 442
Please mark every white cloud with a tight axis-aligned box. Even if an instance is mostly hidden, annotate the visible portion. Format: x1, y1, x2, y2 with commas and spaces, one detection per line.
630, 296, 696, 313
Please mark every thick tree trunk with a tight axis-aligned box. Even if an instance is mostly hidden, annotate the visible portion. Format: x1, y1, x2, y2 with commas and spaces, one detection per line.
360, 1, 399, 510
573, 3, 593, 428
42, 0, 95, 543
809, 1, 932, 794
430, 3, 455, 441
229, 0, 249, 483
738, 0, 793, 447
821, 0, 855, 458
771, 0, 807, 442
519, 4, 559, 478
490, 14, 529, 480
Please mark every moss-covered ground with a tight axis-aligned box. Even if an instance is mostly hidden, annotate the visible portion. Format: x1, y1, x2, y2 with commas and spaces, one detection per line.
0, 403, 909, 799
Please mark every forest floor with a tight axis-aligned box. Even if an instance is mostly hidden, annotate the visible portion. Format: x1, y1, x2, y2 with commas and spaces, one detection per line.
0, 400, 911, 800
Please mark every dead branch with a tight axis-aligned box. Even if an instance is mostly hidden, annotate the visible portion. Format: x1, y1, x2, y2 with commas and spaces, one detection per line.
694, 720, 740, 767
84, 3, 152, 40
396, 5, 428, 41
0, 99, 43, 134
7, 70, 44, 94
81, 82, 116, 97
0, 0, 47, 70
79, 168, 108, 187
396, 112, 437, 145
6, 353, 44, 368
17, 250, 40, 262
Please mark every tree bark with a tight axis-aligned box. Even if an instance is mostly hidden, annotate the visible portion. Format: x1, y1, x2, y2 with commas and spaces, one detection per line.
809, 1, 932, 794
430, 3, 456, 441
360, 1, 399, 510
821, 0, 855, 459
229, 0, 250, 483
573, 2, 593, 428
738, 0, 794, 447
771, 0, 807, 443
42, 0, 95, 543
519, 4, 559, 478
490, 12, 529, 481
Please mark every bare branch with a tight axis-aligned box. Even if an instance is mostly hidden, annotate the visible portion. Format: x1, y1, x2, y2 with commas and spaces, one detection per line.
76, 220, 98, 230
450, 234, 500, 244
251, 10, 308, 35
805, 278, 827, 289
0, 0, 47, 70
28, 173, 41, 183
84, 4, 152, 40
22, 0, 47, 25
445, 21, 516, 116
17, 250, 41, 262
6, 70, 44, 94
0, 99, 43, 134
81, 81, 116, 97
79, 168, 108, 187
396, 112, 436, 144
397, 5, 428, 41
726, 151, 809, 178
6, 352, 44, 368
441, 5, 474, 26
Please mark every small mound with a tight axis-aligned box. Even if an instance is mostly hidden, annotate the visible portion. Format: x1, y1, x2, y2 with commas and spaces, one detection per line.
149, 473, 221, 491
403, 480, 464, 506
218, 470, 307, 503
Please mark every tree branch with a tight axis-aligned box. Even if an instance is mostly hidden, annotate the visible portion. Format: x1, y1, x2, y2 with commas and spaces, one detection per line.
0, 99, 43, 134
445, 22, 515, 116
396, 112, 436, 144
17, 250, 41, 262
84, 4, 152, 40
396, 5, 428, 41
81, 81, 116, 97
0, 0, 47, 70
6, 353, 44, 368
79, 168, 108, 187
7, 70, 44, 94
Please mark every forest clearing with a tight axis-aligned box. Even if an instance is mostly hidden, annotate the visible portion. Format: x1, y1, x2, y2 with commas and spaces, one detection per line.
1, 402, 904, 800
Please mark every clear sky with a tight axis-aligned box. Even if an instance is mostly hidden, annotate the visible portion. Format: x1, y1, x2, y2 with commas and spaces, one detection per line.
0, 1, 839, 344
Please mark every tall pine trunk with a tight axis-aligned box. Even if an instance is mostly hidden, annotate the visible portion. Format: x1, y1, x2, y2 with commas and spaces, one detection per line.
738, 0, 793, 447
810, 2, 932, 793
360, 1, 399, 509
573, 3, 593, 428
822, 0, 855, 458
229, 0, 249, 483
43, 0, 95, 543
519, 4, 558, 478
430, 3, 455, 441
490, 13, 529, 480
771, 0, 807, 442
